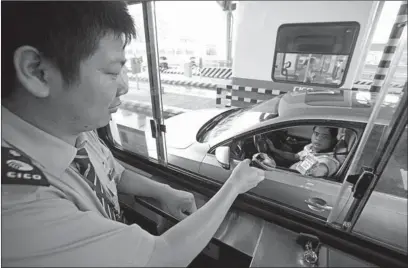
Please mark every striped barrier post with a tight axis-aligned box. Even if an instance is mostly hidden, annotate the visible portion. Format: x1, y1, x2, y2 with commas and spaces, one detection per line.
215, 85, 284, 108
225, 87, 232, 108
216, 87, 223, 108
216, 85, 233, 108
230, 86, 282, 108
201, 67, 232, 79
353, 80, 405, 93
370, 2, 407, 93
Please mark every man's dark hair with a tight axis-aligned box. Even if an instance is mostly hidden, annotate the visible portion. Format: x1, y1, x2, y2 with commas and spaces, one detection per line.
2, 1, 136, 98
313, 126, 338, 139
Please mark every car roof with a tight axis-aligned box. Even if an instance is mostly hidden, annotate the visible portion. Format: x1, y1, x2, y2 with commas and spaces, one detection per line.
209, 89, 399, 147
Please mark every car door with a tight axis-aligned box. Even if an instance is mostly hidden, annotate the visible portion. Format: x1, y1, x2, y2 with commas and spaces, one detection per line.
199, 121, 359, 219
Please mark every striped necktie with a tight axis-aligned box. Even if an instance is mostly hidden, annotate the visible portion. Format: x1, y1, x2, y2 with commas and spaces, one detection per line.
72, 148, 119, 221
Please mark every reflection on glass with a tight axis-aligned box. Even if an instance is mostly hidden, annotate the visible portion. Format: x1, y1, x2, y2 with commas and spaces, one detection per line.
109, 3, 153, 159
273, 53, 349, 86
353, 126, 407, 253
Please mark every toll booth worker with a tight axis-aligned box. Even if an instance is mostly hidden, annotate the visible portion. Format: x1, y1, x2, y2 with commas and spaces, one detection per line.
1, 2, 265, 267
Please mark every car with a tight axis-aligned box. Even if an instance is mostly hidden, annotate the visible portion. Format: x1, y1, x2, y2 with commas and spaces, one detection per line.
145, 89, 407, 252
159, 56, 169, 71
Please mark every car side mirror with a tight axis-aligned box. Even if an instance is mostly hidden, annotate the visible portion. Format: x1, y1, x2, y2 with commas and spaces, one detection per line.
215, 146, 231, 170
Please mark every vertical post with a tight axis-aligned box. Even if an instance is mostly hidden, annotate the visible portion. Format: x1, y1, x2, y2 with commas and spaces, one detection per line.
225, 1, 235, 68
370, 2, 407, 93
226, 9, 233, 67
142, 1, 168, 165
351, 2, 384, 86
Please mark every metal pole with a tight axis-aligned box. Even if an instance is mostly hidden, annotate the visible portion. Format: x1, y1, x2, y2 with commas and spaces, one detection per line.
370, 2, 407, 93
142, 1, 168, 165
226, 6, 233, 67
352, 1, 384, 86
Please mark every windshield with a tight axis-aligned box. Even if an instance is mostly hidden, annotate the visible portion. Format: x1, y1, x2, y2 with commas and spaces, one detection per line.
201, 95, 283, 143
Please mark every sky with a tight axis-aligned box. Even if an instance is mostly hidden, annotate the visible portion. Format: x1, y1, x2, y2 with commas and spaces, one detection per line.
372, 1, 405, 43
128, 2, 225, 44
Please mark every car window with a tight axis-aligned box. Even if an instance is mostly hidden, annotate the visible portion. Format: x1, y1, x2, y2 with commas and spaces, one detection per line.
229, 125, 355, 180
201, 95, 282, 143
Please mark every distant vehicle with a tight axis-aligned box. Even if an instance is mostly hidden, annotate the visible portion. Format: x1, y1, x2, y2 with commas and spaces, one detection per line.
189, 56, 197, 69
159, 56, 169, 71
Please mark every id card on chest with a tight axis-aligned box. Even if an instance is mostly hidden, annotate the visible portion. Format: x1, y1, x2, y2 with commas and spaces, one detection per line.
296, 153, 319, 175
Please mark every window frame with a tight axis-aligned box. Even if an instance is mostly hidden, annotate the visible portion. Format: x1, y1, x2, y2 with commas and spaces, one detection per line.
271, 21, 360, 88
103, 2, 407, 265
208, 119, 364, 181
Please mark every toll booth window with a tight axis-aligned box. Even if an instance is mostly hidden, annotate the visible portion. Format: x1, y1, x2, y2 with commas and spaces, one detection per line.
272, 22, 360, 88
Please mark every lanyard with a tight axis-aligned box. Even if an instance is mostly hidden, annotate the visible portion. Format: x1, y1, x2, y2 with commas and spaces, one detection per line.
69, 165, 121, 220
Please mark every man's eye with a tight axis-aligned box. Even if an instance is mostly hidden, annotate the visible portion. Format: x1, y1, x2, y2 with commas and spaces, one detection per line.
107, 73, 119, 78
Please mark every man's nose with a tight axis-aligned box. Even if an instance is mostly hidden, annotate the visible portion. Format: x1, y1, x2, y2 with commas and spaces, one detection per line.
117, 67, 129, 97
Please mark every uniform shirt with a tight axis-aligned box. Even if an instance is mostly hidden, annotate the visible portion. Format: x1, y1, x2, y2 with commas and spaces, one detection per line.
290, 143, 341, 177
1, 106, 156, 267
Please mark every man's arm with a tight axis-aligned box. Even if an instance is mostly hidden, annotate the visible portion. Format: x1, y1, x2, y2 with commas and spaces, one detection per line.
117, 170, 197, 219
117, 169, 175, 201
3, 160, 263, 267
265, 139, 300, 162
146, 159, 264, 267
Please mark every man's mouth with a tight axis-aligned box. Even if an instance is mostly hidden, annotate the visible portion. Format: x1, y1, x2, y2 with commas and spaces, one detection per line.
312, 142, 321, 148
109, 101, 122, 110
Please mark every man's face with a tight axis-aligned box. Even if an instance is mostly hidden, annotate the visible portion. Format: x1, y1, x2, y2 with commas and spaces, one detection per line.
47, 33, 129, 133
311, 127, 334, 152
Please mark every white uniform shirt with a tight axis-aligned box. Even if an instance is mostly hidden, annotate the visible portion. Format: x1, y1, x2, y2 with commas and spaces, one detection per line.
1, 106, 156, 267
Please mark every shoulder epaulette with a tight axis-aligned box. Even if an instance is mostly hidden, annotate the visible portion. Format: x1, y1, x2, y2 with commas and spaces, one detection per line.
1, 146, 50, 186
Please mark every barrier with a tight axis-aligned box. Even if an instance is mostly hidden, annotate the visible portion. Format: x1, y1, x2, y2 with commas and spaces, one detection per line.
216, 84, 283, 108
200, 67, 232, 79
128, 73, 218, 89
162, 68, 201, 76
128, 71, 405, 94
352, 80, 405, 93
215, 86, 232, 108
161, 67, 233, 79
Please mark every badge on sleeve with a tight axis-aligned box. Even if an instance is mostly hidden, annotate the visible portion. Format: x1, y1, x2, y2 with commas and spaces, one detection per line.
1, 147, 50, 186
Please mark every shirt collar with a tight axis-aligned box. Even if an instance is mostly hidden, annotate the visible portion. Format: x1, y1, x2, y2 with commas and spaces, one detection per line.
2, 106, 89, 178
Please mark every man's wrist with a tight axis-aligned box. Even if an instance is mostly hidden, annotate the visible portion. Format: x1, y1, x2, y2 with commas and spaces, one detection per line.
224, 177, 241, 198
156, 183, 176, 202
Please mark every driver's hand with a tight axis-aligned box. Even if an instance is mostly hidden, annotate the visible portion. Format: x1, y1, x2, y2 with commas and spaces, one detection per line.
227, 159, 265, 195
265, 138, 276, 151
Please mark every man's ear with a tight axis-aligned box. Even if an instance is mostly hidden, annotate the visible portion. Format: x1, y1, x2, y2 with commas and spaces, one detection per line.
13, 46, 51, 98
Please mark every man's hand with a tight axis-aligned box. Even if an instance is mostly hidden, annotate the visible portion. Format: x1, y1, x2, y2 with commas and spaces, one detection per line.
265, 138, 276, 152
161, 189, 198, 220
227, 159, 265, 195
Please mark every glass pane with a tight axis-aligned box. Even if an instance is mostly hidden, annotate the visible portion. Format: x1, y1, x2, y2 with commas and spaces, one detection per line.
141, 1, 394, 222
353, 125, 407, 252
151, 1, 232, 171
359, 1, 407, 84
273, 53, 348, 85
109, 3, 156, 159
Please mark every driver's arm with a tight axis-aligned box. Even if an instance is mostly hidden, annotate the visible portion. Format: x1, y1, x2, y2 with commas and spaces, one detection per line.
309, 163, 329, 178
266, 139, 300, 162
